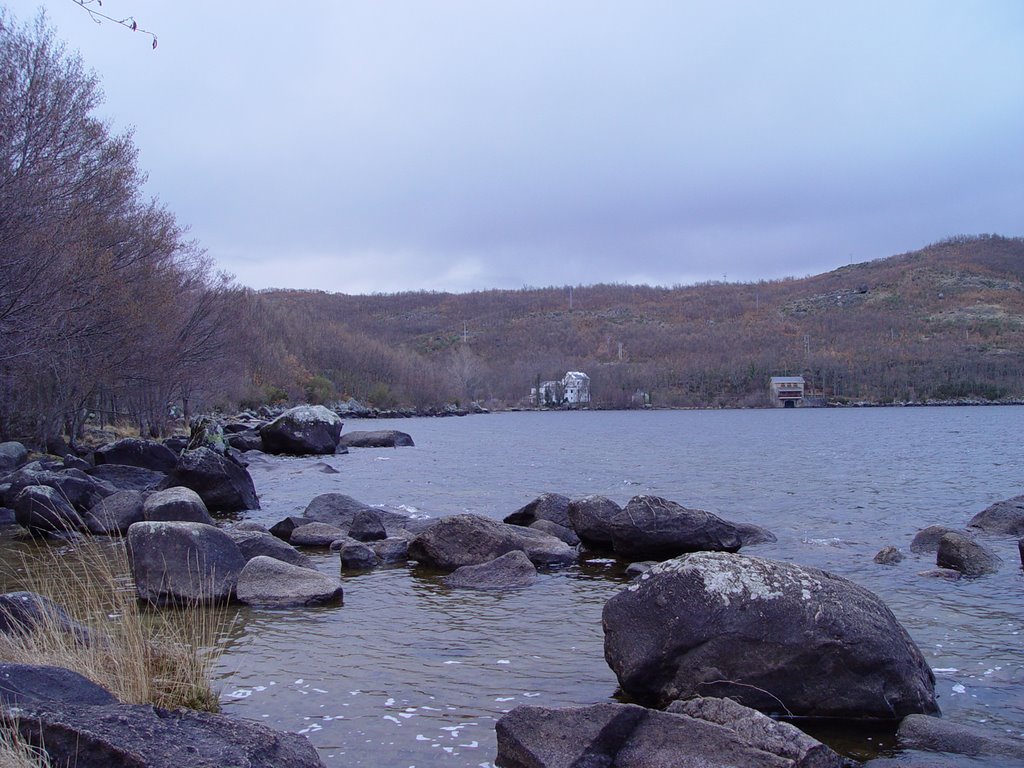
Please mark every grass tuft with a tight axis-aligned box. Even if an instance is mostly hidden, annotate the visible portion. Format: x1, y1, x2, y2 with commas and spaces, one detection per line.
0, 535, 229, 712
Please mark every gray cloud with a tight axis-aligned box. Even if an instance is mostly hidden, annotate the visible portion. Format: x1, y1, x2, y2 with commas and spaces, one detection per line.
8, 0, 1023, 293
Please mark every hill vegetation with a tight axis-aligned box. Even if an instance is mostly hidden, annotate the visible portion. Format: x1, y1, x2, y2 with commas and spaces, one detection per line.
248, 234, 1024, 411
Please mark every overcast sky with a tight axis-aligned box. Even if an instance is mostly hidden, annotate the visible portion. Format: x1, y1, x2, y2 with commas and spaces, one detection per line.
6, 1, 1024, 294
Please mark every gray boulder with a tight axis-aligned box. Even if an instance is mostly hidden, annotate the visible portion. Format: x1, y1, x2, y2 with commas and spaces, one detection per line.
506, 523, 577, 566
898, 714, 1024, 760
409, 514, 521, 570
127, 521, 247, 606
530, 518, 579, 546
910, 525, 962, 554
302, 493, 411, 532
609, 495, 743, 560
13, 485, 85, 534
85, 463, 165, 492
93, 438, 178, 473
348, 509, 387, 542
505, 492, 572, 528
10, 700, 325, 768
236, 556, 343, 607
370, 536, 409, 564
259, 405, 343, 455
334, 537, 377, 569
84, 489, 145, 535
159, 447, 259, 513
967, 495, 1024, 536
0, 441, 29, 473
0, 663, 117, 707
567, 494, 622, 546
290, 521, 348, 547
495, 700, 846, 768
602, 551, 939, 718
444, 550, 537, 590
338, 429, 414, 448
143, 486, 215, 525
936, 532, 1002, 576
227, 529, 314, 569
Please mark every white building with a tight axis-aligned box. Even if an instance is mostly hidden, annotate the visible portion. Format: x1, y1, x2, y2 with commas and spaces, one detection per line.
769, 376, 805, 407
561, 371, 591, 404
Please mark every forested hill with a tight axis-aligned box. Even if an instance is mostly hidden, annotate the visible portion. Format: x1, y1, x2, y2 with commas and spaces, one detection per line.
249, 235, 1024, 409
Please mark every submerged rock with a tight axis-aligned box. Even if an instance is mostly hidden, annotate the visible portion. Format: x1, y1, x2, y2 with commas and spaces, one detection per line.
409, 514, 521, 570
910, 525, 961, 554
898, 714, 1024, 760
602, 551, 939, 718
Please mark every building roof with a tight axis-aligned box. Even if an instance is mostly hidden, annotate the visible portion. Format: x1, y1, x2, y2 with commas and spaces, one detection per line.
769, 376, 804, 384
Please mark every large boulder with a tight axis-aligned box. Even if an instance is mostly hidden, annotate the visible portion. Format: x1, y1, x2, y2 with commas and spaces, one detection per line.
159, 447, 259, 513
127, 521, 247, 606
567, 494, 623, 546
505, 493, 572, 529
84, 489, 145, 535
93, 438, 178, 473
444, 550, 537, 590
936, 532, 1002, 576
608, 495, 743, 560
13, 485, 86, 534
348, 509, 387, 542
602, 551, 939, 718
409, 514, 521, 570
143, 486, 215, 525
227, 429, 264, 452
235, 556, 343, 607
495, 700, 846, 768
9, 700, 325, 768
259, 405, 343, 455
0, 441, 28, 473
338, 429, 414, 448
967, 495, 1024, 536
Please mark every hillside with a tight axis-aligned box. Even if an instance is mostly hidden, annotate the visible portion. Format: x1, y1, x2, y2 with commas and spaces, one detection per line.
247, 235, 1024, 409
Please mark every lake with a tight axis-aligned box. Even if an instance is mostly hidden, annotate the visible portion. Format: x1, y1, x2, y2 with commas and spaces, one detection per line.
216, 406, 1024, 767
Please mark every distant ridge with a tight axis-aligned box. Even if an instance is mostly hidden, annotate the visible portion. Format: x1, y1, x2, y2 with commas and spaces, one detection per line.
248, 235, 1024, 409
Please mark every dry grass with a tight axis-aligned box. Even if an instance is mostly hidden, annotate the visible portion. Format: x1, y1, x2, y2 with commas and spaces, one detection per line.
0, 535, 229, 712
0, 718, 51, 768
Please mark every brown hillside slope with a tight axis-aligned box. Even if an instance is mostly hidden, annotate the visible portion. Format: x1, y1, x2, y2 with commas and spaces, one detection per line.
252, 235, 1024, 408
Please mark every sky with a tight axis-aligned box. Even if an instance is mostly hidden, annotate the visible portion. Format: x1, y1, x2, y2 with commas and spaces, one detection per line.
5, 1, 1023, 294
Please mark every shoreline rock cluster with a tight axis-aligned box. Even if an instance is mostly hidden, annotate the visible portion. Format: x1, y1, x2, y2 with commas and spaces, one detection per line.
1, 416, 1024, 767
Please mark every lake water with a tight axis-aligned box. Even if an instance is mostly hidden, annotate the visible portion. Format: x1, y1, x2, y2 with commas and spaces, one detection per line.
215, 406, 1024, 767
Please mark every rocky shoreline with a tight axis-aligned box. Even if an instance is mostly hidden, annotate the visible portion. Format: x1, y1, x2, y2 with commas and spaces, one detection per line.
0, 406, 1022, 766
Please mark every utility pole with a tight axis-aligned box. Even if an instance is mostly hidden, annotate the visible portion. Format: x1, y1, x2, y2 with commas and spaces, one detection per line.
569, 286, 573, 311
